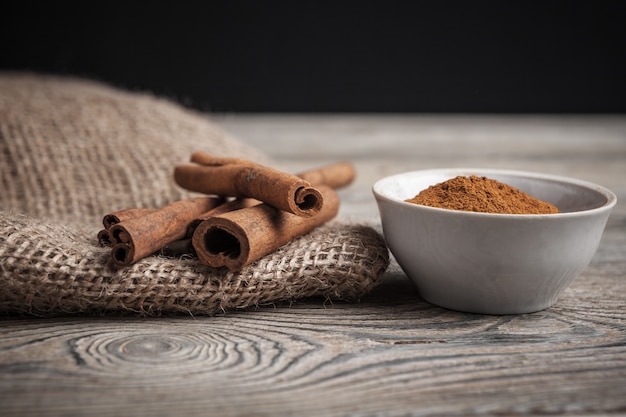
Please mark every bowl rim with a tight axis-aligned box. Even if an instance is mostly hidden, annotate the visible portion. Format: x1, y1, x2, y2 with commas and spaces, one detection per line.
372, 168, 617, 218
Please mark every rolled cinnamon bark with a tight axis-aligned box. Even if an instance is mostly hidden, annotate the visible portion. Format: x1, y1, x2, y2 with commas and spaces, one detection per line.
192, 185, 340, 271
186, 198, 260, 237
98, 208, 159, 247
190, 151, 356, 189
184, 161, 355, 237
109, 196, 223, 266
102, 208, 158, 230
158, 238, 195, 258
174, 155, 323, 218
97, 229, 113, 246
296, 161, 356, 189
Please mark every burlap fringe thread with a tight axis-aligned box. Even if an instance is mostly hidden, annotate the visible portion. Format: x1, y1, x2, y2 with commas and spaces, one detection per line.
1, 212, 388, 316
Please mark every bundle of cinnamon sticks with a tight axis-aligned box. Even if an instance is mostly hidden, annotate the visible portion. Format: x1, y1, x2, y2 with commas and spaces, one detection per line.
98, 152, 356, 271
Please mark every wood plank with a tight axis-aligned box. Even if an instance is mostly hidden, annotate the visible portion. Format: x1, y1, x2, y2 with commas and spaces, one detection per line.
1, 115, 625, 417
1, 281, 625, 417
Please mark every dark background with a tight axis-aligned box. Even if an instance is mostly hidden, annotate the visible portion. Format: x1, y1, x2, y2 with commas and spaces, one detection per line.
2, 1, 625, 113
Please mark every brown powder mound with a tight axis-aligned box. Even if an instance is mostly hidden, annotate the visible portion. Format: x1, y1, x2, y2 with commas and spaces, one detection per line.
405, 175, 560, 214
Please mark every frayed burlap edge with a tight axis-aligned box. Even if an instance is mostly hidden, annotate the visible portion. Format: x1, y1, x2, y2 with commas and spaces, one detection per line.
0, 211, 389, 316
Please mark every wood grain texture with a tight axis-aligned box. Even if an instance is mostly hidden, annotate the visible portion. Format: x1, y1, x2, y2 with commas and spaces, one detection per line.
2, 115, 626, 417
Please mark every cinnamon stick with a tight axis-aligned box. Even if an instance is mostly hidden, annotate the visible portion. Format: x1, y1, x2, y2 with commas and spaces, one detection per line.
102, 208, 158, 229
158, 238, 195, 258
98, 208, 158, 247
190, 152, 356, 190
97, 229, 114, 247
192, 185, 340, 271
184, 161, 355, 237
296, 161, 356, 189
174, 152, 323, 218
109, 196, 223, 266
186, 198, 259, 237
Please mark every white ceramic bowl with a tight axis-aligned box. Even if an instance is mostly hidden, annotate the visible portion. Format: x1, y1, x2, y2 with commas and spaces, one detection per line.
373, 168, 616, 314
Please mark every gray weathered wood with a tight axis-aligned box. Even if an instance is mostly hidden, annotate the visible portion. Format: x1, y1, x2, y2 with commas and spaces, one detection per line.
2, 115, 625, 417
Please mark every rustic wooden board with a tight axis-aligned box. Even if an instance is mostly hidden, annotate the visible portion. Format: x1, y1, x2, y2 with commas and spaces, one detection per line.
2, 115, 625, 416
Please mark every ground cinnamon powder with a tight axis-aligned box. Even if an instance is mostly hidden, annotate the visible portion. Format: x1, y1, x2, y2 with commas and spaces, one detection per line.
406, 175, 559, 214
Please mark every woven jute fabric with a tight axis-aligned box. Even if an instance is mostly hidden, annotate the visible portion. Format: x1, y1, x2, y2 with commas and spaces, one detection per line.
0, 73, 389, 316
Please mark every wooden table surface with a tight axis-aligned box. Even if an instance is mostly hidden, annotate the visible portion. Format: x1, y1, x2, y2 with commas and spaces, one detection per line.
2, 115, 625, 417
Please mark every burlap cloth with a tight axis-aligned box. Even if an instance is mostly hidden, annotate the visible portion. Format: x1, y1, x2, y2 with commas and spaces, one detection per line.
0, 73, 389, 316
